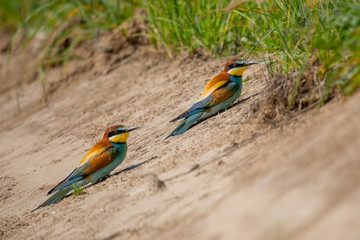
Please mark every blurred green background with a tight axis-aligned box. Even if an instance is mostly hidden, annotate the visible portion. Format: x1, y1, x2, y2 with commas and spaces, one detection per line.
1, 0, 359, 104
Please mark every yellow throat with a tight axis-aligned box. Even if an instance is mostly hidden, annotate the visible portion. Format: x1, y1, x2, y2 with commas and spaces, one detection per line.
228, 66, 247, 76
109, 132, 129, 143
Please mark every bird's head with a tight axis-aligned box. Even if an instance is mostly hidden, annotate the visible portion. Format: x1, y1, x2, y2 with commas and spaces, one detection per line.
224, 59, 258, 76
105, 125, 140, 144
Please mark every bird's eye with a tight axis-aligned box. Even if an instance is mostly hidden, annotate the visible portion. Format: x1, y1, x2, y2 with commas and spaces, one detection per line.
114, 130, 120, 134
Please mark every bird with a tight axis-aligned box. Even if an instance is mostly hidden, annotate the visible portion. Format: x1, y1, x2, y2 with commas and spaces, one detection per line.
33, 125, 139, 211
165, 59, 257, 140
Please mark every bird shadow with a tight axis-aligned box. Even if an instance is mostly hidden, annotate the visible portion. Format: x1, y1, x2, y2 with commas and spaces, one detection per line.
188, 91, 261, 130
113, 156, 158, 176
85, 156, 158, 189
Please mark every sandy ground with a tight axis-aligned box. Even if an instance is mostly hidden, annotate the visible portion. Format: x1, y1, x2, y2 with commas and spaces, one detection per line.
0, 30, 359, 240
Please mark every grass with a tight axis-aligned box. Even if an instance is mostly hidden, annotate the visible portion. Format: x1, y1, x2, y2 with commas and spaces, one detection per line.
72, 184, 86, 195
141, 0, 238, 57
141, 0, 359, 109
2, 0, 137, 110
1, 0, 359, 111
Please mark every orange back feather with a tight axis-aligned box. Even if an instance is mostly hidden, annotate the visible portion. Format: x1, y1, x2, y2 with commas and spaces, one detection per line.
78, 125, 123, 166
83, 147, 117, 176
200, 59, 239, 100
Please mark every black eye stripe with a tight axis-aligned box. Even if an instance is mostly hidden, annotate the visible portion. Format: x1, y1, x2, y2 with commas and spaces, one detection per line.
226, 62, 243, 71
107, 129, 125, 138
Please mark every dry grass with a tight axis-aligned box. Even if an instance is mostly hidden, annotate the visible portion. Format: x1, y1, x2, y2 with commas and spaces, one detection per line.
253, 64, 337, 123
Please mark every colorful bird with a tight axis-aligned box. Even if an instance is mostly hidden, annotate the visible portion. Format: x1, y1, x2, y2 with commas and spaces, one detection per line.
33, 125, 139, 211
165, 59, 257, 140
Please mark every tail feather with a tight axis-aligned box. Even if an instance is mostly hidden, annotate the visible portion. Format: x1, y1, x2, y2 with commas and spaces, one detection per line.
47, 175, 83, 195
165, 112, 203, 140
32, 186, 72, 212
33, 180, 88, 212
170, 109, 203, 122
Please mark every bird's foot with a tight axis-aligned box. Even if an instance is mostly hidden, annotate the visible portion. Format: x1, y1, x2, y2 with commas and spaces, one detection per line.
97, 174, 111, 183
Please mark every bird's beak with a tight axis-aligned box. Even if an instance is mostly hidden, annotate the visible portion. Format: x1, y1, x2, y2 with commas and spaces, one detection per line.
244, 61, 258, 66
125, 127, 140, 132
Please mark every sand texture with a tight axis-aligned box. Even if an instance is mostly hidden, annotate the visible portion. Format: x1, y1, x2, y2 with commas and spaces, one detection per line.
0, 31, 359, 240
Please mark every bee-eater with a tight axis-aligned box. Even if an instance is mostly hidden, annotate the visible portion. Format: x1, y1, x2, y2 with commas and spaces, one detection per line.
34, 125, 139, 211
165, 59, 257, 140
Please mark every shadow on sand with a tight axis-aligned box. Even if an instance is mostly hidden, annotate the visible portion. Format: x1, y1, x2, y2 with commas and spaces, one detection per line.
85, 156, 159, 189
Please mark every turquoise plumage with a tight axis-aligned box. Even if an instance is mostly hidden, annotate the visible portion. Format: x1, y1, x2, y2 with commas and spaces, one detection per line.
33, 126, 139, 211
165, 59, 257, 139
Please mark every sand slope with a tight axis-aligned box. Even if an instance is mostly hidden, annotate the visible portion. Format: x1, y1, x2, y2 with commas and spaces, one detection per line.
0, 34, 359, 240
